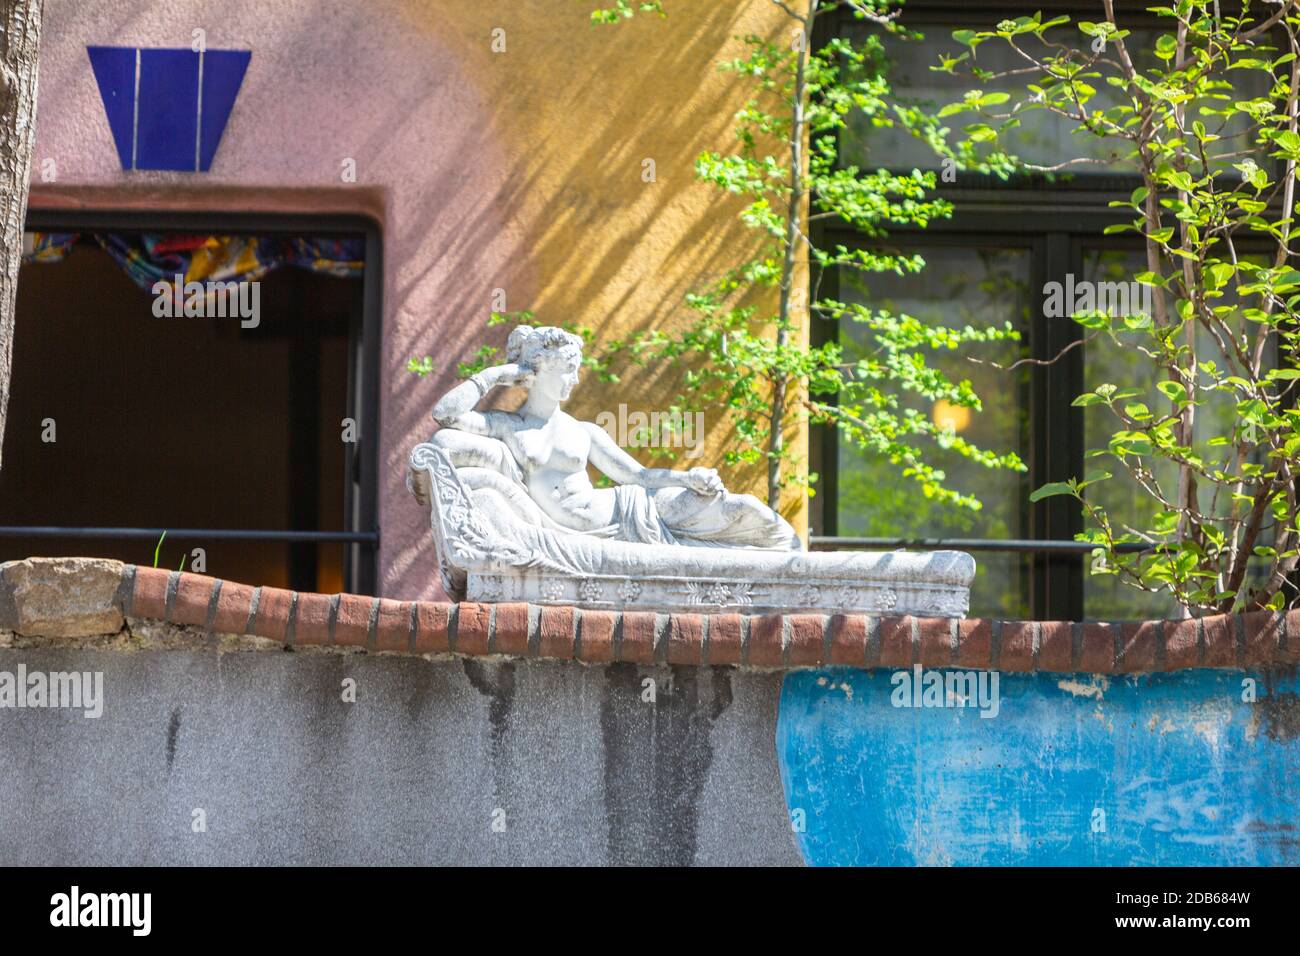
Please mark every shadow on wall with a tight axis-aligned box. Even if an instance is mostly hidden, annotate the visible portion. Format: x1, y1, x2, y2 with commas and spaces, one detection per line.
385, 1, 790, 599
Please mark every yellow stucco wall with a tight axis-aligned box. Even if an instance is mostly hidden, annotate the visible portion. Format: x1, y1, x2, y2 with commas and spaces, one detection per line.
403, 0, 810, 534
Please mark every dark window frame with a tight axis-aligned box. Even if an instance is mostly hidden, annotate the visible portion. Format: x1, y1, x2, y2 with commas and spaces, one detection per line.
15, 207, 383, 595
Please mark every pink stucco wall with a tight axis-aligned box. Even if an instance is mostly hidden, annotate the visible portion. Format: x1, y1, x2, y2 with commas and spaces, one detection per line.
26, 0, 789, 600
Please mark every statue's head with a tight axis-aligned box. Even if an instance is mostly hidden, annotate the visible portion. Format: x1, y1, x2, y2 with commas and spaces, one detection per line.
507, 325, 584, 403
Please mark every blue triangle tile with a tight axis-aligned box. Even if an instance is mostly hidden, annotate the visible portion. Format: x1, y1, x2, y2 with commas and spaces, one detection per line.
136, 48, 200, 171
86, 45, 136, 169
198, 50, 251, 171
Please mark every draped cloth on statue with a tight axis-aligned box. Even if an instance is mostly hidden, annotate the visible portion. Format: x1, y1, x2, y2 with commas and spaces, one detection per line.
609, 484, 798, 550
610, 484, 677, 546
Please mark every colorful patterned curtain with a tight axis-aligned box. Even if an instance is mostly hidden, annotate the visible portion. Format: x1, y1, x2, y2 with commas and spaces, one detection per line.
21, 233, 363, 288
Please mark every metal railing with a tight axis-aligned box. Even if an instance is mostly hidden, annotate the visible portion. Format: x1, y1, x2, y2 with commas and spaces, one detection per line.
1, 527, 1134, 554
0, 526, 377, 543
810, 536, 1147, 554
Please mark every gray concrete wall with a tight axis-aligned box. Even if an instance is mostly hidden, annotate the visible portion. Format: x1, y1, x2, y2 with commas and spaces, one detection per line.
0, 648, 803, 866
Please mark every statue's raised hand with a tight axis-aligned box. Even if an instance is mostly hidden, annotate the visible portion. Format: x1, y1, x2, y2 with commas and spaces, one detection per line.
683, 467, 724, 496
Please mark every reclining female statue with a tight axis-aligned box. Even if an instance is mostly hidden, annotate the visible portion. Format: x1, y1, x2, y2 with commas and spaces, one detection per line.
429, 325, 800, 551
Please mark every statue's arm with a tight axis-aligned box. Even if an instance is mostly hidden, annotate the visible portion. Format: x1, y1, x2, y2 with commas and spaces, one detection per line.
432, 363, 531, 436
584, 423, 724, 494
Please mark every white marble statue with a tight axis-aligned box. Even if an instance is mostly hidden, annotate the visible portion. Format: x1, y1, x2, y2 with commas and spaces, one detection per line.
408, 325, 974, 616
428, 325, 800, 551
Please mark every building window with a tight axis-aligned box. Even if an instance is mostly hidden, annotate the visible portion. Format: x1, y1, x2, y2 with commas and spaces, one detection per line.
814, 3, 1273, 620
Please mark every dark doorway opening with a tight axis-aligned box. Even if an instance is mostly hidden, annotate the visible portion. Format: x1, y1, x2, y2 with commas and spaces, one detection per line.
1, 213, 381, 594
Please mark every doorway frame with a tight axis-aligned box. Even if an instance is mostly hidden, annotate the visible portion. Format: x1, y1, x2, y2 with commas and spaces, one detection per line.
17, 206, 383, 594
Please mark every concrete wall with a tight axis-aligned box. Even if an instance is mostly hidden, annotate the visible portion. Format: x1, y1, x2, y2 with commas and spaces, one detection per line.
0, 646, 802, 866
28, 0, 805, 603
4, 560, 1297, 867
10, 640, 1295, 866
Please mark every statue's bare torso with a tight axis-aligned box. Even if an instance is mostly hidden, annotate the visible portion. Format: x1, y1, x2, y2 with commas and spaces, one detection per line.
499, 411, 616, 530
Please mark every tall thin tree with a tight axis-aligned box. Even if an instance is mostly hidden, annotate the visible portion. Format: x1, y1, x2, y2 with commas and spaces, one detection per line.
0, 0, 43, 470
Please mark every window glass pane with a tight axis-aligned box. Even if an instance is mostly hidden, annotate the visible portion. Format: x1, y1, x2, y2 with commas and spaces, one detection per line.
840, 24, 1270, 174
1081, 247, 1273, 618
835, 245, 1031, 618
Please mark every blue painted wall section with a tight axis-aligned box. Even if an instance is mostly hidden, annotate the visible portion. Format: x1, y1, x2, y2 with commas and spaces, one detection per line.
777, 668, 1300, 866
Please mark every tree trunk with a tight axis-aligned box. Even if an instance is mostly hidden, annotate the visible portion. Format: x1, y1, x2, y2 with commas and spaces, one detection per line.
0, 0, 43, 471
769, 0, 817, 509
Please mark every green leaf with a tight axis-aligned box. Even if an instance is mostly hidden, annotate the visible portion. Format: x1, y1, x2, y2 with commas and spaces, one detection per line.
1156, 380, 1187, 403
1206, 262, 1235, 290
1077, 470, 1112, 489
1029, 481, 1077, 502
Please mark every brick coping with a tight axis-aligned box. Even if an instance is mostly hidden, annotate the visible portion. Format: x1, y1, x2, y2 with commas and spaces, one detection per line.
2, 558, 1297, 672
